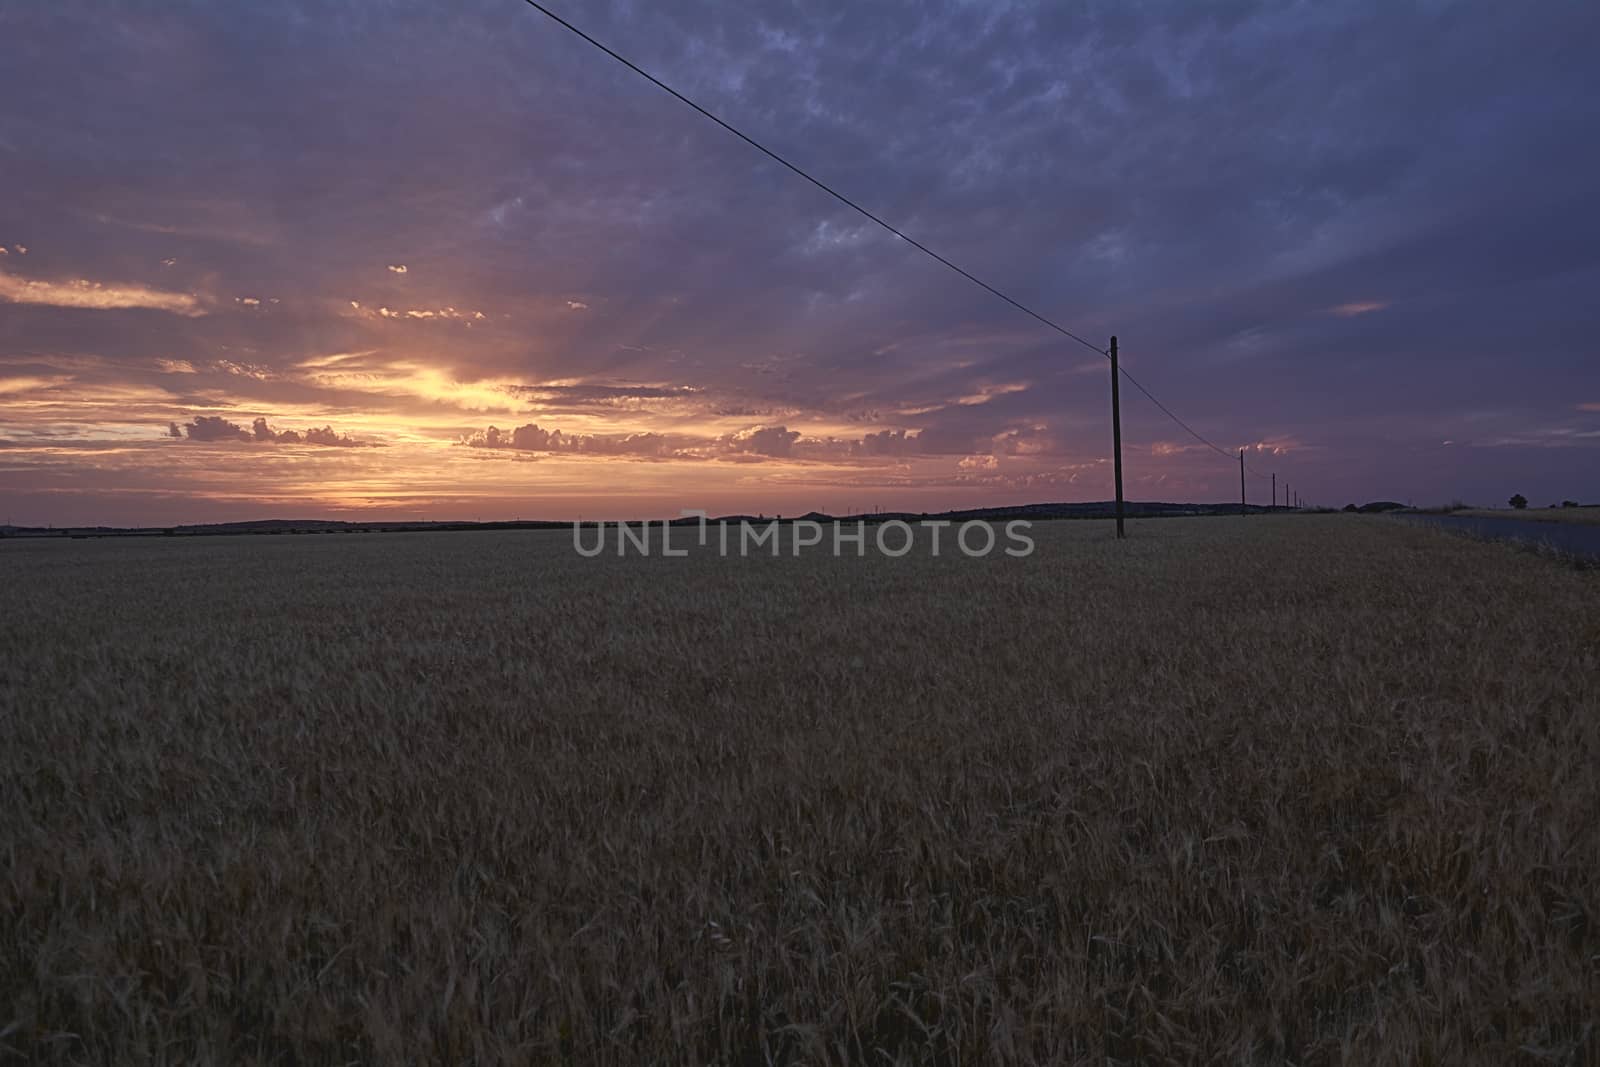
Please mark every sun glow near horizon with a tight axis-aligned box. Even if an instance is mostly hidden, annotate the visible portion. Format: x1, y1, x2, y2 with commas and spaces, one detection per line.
2, 0, 1595, 524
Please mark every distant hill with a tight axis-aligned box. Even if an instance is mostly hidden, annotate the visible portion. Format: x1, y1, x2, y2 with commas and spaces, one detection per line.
0, 500, 1310, 539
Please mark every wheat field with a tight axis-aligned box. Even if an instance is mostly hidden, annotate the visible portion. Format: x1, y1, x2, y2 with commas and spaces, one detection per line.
2, 516, 1597, 1064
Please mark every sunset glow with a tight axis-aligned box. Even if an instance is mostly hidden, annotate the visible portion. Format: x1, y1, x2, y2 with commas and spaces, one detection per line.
2, 2, 1595, 525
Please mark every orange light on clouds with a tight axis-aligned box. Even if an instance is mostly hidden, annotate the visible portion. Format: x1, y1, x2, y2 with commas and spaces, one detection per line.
1328, 301, 1389, 317
0, 270, 205, 316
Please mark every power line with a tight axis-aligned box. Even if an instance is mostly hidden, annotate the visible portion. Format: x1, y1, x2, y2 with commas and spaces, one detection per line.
517, 0, 1270, 481
519, 0, 1110, 359
1115, 369, 1234, 461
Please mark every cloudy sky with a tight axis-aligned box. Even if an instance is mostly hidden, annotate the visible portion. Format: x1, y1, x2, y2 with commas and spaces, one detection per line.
2, 0, 1596, 525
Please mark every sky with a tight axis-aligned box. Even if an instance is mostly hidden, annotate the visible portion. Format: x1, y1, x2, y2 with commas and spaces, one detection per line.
2, 0, 1597, 525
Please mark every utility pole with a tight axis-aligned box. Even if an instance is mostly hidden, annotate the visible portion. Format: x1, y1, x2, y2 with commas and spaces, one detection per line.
1272, 473, 1276, 509
1240, 449, 1247, 516
1109, 335, 1125, 539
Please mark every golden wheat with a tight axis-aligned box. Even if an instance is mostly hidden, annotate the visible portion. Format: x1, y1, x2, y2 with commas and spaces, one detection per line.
2, 516, 1596, 1064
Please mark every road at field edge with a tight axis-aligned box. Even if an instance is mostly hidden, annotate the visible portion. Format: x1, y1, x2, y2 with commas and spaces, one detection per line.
1395, 513, 1600, 561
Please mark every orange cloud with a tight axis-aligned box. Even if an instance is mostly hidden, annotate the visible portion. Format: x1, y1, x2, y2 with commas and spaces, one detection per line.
1329, 301, 1389, 317
1242, 435, 1300, 456
0, 375, 74, 396
956, 382, 1030, 406
347, 303, 486, 324
0, 271, 204, 316
294, 352, 520, 413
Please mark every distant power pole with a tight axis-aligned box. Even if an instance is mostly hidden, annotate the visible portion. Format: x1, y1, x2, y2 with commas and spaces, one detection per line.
1239, 449, 1247, 516
1109, 335, 1126, 539
1272, 473, 1276, 509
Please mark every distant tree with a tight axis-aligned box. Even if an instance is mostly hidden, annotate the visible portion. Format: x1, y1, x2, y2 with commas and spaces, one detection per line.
1562, 500, 1579, 508
1342, 504, 1359, 512
1509, 494, 1528, 510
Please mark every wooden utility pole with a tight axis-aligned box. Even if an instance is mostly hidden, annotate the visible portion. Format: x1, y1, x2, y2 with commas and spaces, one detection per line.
1272, 472, 1276, 509
1109, 335, 1125, 539
1239, 449, 1247, 516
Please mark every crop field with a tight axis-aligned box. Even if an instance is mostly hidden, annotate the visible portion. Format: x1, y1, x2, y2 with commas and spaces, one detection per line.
2, 515, 1597, 1064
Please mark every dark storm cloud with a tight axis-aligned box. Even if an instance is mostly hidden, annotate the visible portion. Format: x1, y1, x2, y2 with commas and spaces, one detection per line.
461, 422, 689, 457
458, 418, 1012, 464
1, 0, 1597, 519
174, 414, 369, 446
181, 415, 251, 442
